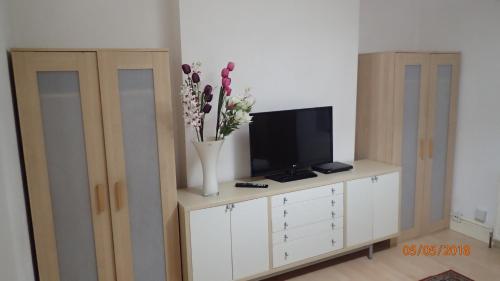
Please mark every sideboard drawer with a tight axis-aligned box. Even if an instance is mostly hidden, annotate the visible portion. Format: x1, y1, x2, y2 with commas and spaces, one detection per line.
271, 183, 343, 207
272, 194, 343, 232
272, 217, 343, 245
273, 229, 343, 268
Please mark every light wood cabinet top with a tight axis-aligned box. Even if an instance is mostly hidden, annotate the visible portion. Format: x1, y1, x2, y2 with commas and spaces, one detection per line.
178, 160, 400, 211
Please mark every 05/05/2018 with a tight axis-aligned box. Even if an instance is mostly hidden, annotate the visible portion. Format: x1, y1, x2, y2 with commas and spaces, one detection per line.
402, 244, 471, 257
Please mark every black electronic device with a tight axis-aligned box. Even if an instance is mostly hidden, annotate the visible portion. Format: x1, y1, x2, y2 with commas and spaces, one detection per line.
234, 182, 269, 188
249, 106, 332, 182
312, 162, 353, 174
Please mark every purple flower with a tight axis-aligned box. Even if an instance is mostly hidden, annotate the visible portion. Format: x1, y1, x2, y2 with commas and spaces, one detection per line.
192, 72, 200, 83
204, 92, 213, 102
221, 68, 230, 78
202, 103, 212, 113
203, 85, 213, 95
227, 62, 235, 71
182, 64, 191, 74
225, 86, 232, 96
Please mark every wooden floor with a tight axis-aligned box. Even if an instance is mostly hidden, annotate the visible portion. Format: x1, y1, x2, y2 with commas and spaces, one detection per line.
278, 230, 500, 281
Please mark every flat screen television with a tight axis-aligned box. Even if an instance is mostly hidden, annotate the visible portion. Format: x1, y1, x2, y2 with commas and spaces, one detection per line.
249, 106, 333, 182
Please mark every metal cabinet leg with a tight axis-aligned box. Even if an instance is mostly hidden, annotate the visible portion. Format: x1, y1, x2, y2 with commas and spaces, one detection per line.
368, 244, 373, 259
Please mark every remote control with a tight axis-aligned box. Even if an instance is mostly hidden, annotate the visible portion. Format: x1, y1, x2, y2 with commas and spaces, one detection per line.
235, 182, 269, 188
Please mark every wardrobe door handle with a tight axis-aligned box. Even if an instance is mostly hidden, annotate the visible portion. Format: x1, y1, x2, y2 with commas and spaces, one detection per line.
428, 139, 433, 158
420, 138, 425, 160
115, 181, 124, 211
95, 184, 105, 214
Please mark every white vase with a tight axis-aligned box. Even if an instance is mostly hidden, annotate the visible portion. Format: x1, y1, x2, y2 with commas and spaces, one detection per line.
193, 139, 224, 196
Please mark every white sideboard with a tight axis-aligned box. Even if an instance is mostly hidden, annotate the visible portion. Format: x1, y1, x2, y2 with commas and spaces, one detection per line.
178, 160, 401, 281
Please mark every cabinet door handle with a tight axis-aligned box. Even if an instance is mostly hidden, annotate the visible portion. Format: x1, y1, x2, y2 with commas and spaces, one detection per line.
95, 184, 105, 214
420, 138, 425, 160
331, 222, 336, 229
283, 197, 288, 205
284, 234, 288, 242
284, 222, 288, 229
284, 252, 289, 260
331, 239, 336, 246
331, 211, 336, 218
114, 181, 124, 211
283, 210, 288, 217
225, 204, 230, 213
331, 200, 336, 207
331, 188, 336, 195
231, 203, 235, 210
428, 139, 433, 158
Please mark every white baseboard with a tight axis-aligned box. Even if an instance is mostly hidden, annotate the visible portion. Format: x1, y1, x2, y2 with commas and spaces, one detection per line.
449, 216, 493, 244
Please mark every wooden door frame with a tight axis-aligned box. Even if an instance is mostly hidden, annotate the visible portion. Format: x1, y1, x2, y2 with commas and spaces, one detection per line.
97, 50, 181, 281
11, 51, 116, 281
393, 53, 430, 241
422, 54, 460, 234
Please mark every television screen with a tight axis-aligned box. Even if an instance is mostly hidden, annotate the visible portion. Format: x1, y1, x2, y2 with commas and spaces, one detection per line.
249, 106, 333, 177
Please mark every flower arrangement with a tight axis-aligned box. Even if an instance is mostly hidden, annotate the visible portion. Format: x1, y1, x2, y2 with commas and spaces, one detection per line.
180, 61, 255, 142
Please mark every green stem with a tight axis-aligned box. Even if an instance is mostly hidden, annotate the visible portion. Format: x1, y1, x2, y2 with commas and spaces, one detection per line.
215, 87, 225, 140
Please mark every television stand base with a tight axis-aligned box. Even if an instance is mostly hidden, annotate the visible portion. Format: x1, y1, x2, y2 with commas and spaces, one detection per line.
266, 170, 317, 183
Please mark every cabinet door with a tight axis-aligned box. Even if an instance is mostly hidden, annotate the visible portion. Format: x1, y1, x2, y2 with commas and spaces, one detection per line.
12, 52, 115, 281
423, 54, 460, 233
373, 173, 400, 240
346, 179, 373, 247
394, 54, 429, 240
231, 198, 270, 280
190, 206, 232, 281
98, 51, 180, 281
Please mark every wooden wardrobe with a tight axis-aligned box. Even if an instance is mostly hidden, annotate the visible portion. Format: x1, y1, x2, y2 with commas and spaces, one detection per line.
355, 52, 460, 240
12, 49, 181, 281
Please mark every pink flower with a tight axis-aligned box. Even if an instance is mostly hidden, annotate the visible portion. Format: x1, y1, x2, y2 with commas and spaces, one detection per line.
221, 68, 230, 78
226, 102, 236, 110
222, 77, 231, 88
227, 62, 235, 71
225, 87, 232, 96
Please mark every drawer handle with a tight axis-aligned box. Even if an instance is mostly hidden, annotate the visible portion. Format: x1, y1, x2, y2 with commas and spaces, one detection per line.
284, 222, 288, 229
284, 234, 288, 242
331, 188, 335, 195
284, 252, 289, 260
283, 210, 288, 217
332, 239, 336, 246
331, 200, 336, 207
331, 222, 336, 229
331, 211, 336, 218
225, 204, 231, 212
283, 197, 288, 205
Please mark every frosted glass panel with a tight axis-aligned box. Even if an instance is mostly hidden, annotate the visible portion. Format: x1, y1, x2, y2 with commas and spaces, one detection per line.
118, 69, 166, 281
430, 65, 452, 222
38, 71, 98, 281
401, 65, 421, 231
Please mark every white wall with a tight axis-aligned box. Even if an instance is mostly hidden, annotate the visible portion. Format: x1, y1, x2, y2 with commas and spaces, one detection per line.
180, 0, 360, 187
360, 0, 500, 226
0, 0, 35, 280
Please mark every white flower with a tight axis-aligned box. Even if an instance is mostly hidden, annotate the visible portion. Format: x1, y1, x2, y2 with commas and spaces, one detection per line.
235, 111, 253, 124
240, 95, 255, 111
228, 95, 243, 105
